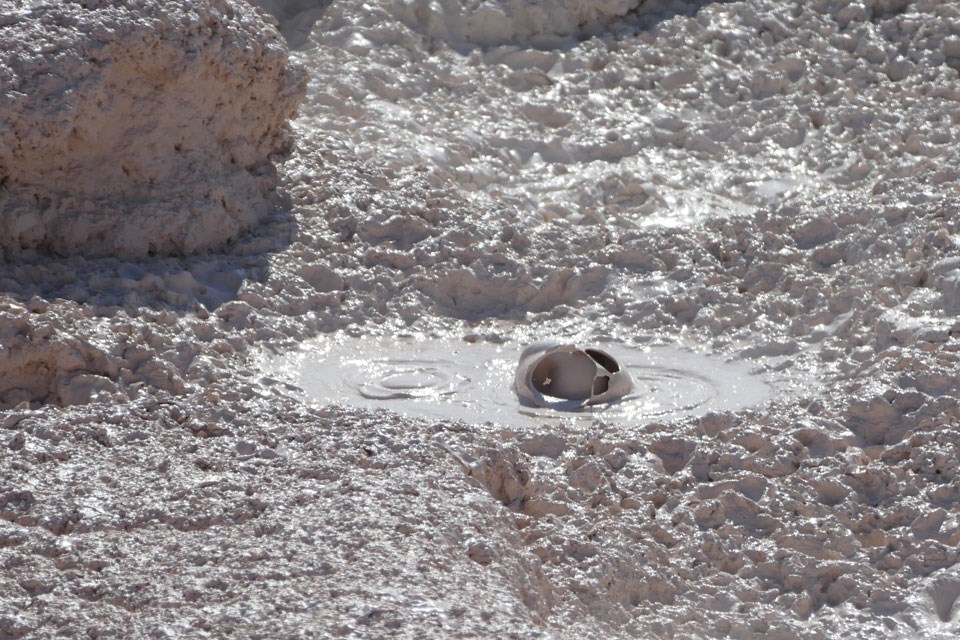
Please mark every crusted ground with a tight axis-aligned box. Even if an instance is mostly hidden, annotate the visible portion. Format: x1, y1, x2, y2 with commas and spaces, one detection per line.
3, 0, 960, 637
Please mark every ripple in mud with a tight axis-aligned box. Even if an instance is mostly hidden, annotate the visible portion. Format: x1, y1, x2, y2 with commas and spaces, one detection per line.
263, 337, 771, 427
352, 358, 470, 400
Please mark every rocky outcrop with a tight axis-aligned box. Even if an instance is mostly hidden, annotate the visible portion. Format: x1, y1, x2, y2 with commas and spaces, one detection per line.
0, 0, 305, 257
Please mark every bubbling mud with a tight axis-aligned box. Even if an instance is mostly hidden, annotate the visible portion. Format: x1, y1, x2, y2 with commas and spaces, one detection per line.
262, 336, 772, 427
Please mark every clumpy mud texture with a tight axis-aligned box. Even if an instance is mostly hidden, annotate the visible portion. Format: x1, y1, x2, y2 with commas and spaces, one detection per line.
0, 300, 121, 409
4, 0, 960, 637
0, 0, 305, 257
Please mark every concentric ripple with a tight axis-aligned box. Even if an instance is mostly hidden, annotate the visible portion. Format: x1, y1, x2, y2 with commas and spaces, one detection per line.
262, 337, 771, 427
351, 359, 470, 399
628, 366, 718, 416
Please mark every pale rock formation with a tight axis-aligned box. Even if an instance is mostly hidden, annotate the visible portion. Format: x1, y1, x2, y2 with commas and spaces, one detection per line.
0, 0, 305, 257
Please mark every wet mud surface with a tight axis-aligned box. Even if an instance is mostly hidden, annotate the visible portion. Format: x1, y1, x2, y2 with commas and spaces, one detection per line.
264, 336, 773, 427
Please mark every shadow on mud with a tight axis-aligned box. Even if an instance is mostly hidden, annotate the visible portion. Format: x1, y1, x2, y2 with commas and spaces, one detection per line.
0, 205, 297, 313
629, 0, 740, 31
251, 0, 335, 49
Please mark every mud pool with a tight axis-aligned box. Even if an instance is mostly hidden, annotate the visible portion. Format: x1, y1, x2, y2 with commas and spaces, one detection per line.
264, 336, 773, 426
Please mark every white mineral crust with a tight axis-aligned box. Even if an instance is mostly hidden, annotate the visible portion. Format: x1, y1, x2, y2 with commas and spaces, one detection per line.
3, 0, 960, 638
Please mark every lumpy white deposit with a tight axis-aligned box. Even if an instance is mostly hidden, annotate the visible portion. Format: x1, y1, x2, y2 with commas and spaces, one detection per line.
4, 0, 960, 637
0, 0, 305, 257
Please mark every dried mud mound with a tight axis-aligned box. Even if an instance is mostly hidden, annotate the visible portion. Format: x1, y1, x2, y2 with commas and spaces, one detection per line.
0, 300, 118, 409
0, 0, 305, 258
5, 0, 960, 638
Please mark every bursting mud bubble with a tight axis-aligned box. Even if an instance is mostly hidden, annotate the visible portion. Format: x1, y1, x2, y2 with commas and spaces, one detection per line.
4, 0, 960, 638
263, 336, 773, 427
